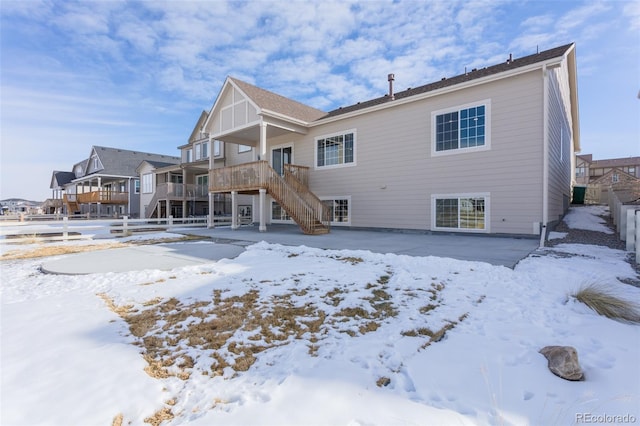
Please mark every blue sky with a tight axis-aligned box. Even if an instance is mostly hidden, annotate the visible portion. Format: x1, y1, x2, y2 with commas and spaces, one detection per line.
1, 0, 639, 201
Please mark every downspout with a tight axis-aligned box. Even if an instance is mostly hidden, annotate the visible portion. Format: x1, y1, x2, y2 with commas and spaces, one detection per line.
540, 64, 550, 248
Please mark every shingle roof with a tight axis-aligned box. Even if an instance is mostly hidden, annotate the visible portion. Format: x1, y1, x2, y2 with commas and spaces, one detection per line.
88, 146, 180, 177
229, 77, 327, 123
324, 43, 575, 118
51, 171, 75, 188
590, 156, 640, 168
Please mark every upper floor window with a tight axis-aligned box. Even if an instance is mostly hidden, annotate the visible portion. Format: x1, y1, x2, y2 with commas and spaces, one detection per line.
202, 141, 209, 159
184, 148, 192, 163
239, 144, 251, 153
195, 143, 201, 160
134, 179, 140, 194
432, 101, 490, 156
142, 174, 153, 193
315, 130, 356, 169
213, 140, 221, 157
576, 166, 586, 177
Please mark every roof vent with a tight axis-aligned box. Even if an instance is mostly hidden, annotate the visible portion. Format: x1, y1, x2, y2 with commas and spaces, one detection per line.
388, 73, 395, 100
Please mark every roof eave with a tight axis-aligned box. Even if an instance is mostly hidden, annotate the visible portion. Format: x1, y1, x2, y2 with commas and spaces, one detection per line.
311, 58, 563, 126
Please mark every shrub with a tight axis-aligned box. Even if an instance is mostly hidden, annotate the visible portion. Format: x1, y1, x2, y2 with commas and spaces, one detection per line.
573, 283, 640, 324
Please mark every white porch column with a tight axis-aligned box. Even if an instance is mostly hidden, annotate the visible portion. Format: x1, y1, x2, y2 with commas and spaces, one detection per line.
259, 122, 267, 161
259, 188, 267, 232
208, 136, 215, 228
208, 193, 215, 228
97, 177, 102, 218
231, 191, 239, 230
182, 168, 188, 218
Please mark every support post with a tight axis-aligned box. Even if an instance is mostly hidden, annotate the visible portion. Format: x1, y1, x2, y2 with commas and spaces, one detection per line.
62, 216, 68, 240
123, 215, 128, 236
259, 188, 267, 232
231, 191, 239, 229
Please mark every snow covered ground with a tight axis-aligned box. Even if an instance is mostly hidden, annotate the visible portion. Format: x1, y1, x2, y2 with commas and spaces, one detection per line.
1, 206, 638, 426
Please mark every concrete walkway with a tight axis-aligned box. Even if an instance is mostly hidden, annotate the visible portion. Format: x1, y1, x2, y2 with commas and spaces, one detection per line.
41, 224, 539, 275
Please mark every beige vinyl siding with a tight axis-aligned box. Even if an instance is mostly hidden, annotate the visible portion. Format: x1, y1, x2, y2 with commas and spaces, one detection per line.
546, 63, 573, 224
295, 70, 545, 235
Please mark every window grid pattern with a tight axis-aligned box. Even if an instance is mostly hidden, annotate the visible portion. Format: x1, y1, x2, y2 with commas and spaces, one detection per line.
322, 199, 349, 223
435, 105, 486, 152
317, 133, 354, 167
459, 106, 485, 148
435, 197, 485, 230
436, 112, 459, 151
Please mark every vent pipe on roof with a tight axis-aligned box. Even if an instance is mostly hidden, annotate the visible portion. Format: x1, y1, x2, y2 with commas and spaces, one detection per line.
388, 74, 395, 100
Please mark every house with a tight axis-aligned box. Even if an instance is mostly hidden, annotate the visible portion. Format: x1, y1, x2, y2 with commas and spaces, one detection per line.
194, 43, 579, 237
576, 154, 639, 185
48, 146, 180, 218
142, 111, 229, 219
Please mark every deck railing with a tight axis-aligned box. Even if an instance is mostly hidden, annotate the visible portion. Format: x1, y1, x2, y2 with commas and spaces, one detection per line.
209, 161, 329, 234
76, 191, 129, 204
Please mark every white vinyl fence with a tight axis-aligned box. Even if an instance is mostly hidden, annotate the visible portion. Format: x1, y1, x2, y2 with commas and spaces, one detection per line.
0, 216, 217, 244
608, 190, 640, 264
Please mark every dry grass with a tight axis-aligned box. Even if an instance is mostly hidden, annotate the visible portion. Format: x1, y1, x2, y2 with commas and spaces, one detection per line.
144, 407, 174, 426
1, 242, 128, 260
0, 234, 208, 261
573, 283, 640, 324
112, 413, 123, 426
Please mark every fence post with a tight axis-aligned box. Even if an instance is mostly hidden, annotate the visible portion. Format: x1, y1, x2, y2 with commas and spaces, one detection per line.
636, 211, 640, 265
627, 209, 635, 252
169, 215, 173, 228
123, 216, 128, 236
63, 217, 68, 240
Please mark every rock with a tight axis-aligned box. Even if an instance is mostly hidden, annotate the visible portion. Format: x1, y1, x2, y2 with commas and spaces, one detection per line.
539, 346, 584, 381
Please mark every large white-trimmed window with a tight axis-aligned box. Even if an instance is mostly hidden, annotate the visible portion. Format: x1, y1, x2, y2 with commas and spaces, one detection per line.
315, 130, 356, 169
134, 179, 140, 194
432, 193, 489, 232
432, 101, 490, 156
142, 173, 153, 194
213, 140, 222, 157
321, 197, 351, 225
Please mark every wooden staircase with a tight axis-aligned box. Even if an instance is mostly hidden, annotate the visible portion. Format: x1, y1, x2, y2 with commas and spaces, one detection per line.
210, 161, 330, 235
269, 165, 330, 235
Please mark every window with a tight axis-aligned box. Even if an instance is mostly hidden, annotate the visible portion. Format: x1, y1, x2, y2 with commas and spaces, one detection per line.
195, 143, 201, 160
213, 140, 221, 157
202, 141, 209, 159
271, 202, 291, 221
239, 145, 251, 153
142, 173, 153, 193
432, 101, 490, 155
321, 197, 350, 225
134, 179, 140, 194
316, 130, 356, 168
432, 194, 488, 232
576, 166, 586, 177
612, 173, 619, 183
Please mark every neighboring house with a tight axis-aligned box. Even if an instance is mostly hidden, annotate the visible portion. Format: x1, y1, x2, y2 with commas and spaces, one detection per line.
198, 43, 579, 237
45, 171, 76, 214
0, 199, 42, 215
142, 111, 231, 219
49, 146, 180, 218
576, 154, 640, 185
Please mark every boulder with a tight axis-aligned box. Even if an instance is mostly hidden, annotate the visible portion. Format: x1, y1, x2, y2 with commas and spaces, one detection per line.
539, 346, 584, 381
